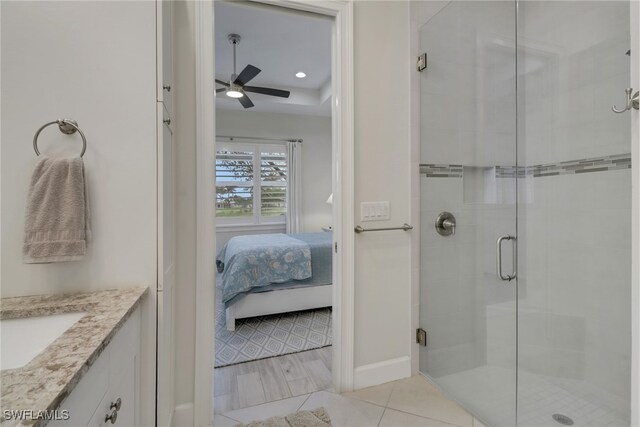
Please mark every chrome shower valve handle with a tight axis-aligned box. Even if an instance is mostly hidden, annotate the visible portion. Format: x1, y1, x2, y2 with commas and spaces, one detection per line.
612, 88, 639, 113
435, 212, 456, 236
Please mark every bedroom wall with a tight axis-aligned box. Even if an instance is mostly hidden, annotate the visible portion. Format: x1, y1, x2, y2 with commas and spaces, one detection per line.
215, 109, 332, 252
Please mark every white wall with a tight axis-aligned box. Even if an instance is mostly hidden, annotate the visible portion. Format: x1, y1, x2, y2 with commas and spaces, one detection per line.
215, 109, 332, 252
352, 1, 413, 385
0, 1, 157, 297
0, 2, 158, 425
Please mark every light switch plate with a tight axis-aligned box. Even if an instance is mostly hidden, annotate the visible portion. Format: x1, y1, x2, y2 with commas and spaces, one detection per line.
360, 201, 390, 222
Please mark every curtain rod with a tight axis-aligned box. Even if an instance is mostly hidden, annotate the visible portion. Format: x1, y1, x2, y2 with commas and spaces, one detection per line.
217, 135, 303, 144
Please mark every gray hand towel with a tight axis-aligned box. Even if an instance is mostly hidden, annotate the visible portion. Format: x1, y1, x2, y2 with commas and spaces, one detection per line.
23, 156, 91, 263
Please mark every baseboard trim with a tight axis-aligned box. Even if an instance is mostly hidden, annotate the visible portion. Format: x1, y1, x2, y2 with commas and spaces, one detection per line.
172, 403, 194, 427
353, 356, 411, 389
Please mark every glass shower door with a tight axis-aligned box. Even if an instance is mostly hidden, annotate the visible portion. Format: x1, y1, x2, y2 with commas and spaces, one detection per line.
516, 2, 632, 426
419, 1, 633, 426
418, 2, 518, 426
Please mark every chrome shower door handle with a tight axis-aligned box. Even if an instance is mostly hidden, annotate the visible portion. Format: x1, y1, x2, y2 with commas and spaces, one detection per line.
496, 235, 516, 281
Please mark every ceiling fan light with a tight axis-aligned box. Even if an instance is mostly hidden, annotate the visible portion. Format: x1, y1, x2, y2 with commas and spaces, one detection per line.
226, 89, 244, 98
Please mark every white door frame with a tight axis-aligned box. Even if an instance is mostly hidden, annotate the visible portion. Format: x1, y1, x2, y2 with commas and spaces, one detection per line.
631, 1, 639, 425
193, 1, 354, 425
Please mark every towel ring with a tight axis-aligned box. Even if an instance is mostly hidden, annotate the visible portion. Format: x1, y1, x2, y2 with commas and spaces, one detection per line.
33, 119, 87, 157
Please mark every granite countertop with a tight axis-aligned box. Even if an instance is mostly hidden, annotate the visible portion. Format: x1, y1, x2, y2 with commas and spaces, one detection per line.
0, 286, 148, 426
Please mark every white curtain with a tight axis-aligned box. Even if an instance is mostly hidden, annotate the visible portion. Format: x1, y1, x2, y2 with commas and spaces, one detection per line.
286, 142, 302, 233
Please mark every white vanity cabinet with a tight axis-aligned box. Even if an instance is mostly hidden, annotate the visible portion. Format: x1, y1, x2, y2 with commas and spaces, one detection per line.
49, 308, 141, 427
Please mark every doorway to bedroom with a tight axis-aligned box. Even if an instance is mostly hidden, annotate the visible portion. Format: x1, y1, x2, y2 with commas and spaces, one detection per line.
212, 1, 334, 416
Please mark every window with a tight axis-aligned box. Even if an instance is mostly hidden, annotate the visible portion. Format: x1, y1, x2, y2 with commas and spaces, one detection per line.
215, 143, 287, 225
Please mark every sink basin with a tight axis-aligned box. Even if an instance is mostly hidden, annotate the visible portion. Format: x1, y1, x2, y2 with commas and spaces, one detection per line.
0, 312, 86, 370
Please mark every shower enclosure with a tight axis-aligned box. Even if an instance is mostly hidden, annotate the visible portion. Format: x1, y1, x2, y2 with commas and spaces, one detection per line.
418, 2, 634, 426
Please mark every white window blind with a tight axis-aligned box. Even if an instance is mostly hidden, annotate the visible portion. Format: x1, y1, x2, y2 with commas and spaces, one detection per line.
260, 149, 287, 218
215, 143, 287, 225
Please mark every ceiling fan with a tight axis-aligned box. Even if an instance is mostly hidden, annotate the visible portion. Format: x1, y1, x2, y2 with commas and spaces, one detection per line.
216, 34, 291, 109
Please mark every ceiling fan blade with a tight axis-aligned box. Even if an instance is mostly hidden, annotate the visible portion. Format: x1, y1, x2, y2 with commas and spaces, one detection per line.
215, 79, 229, 87
243, 86, 291, 98
216, 88, 226, 93
238, 94, 254, 109
234, 65, 261, 86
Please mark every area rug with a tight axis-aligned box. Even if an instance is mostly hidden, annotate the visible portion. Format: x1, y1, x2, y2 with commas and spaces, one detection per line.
233, 407, 332, 427
215, 280, 332, 367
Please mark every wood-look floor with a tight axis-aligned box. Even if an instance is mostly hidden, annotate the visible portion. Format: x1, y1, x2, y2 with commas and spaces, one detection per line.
214, 346, 333, 413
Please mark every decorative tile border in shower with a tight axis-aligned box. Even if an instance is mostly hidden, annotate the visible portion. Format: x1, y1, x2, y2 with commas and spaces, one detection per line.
530, 153, 631, 177
495, 166, 525, 178
419, 164, 463, 178
420, 153, 631, 179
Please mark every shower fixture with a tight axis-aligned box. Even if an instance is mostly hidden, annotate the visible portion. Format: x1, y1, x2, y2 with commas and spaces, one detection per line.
612, 87, 639, 113
435, 212, 456, 236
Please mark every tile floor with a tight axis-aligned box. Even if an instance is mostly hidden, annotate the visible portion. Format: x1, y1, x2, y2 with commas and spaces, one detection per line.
437, 365, 630, 427
214, 374, 487, 427
214, 347, 332, 413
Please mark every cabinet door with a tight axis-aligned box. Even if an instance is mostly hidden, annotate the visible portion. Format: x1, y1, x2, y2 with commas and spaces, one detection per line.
88, 357, 136, 427
110, 358, 137, 427
87, 310, 140, 427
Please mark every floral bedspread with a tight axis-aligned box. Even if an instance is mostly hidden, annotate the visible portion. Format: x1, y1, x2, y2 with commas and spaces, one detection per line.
216, 233, 312, 303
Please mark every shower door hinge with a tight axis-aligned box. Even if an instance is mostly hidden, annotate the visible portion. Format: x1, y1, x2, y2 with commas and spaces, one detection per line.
416, 328, 427, 346
417, 53, 427, 72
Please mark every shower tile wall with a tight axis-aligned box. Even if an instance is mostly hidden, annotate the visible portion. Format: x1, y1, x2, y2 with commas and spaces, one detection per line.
518, 1, 631, 166
420, 1, 516, 169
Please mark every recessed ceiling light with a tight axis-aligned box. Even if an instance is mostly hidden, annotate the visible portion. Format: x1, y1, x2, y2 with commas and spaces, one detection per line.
295, 71, 307, 79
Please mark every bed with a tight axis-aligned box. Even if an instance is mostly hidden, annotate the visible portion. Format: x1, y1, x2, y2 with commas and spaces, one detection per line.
216, 232, 333, 330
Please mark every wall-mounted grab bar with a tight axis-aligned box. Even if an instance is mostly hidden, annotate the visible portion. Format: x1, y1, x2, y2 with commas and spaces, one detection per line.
354, 223, 413, 233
